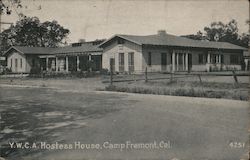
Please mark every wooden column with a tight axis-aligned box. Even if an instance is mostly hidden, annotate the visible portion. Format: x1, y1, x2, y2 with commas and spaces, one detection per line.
176, 53, 179, 71
172, 51, 175, 72
185, 53, 188, 71
46, 57, 49, 71
207, 53, 211, 72
65, 56, 69, 72
207, 53, 211, 63
76, 55, 80, 71
245, 59, 248, 71
182, 53, 185, 71
55, 57, 58, 72
88, 54, 92, 72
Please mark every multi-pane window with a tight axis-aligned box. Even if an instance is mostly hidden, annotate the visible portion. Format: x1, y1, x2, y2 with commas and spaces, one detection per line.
230, 55, 239, 64
15, 59, 18, 67
128, 52, 134, 72
221, 55, 224, 64
198, 54, 207, 64
148, 52, 152, 66
119, 53, 124, 72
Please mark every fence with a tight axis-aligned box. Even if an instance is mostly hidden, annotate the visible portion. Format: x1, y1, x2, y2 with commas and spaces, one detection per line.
103, 67, 249, 85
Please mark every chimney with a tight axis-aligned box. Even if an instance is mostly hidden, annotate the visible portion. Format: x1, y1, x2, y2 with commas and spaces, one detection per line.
78, 39, 85, 43
157, 30, 166, 36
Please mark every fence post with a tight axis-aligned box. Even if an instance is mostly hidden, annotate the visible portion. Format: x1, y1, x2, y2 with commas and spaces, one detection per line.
232, 70, 238, 84
145, 67, 148, 82
170, 72, 173, 82
198, 74, 202, 84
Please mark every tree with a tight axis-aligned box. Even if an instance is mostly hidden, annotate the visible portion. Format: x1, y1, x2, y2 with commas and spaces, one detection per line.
182, 19, 249, 48
181, 31, 206, 40
0, 16, 70, 49
0, 0, 22, 15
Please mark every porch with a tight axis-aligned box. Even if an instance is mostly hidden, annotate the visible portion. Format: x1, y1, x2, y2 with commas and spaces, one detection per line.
39, 53, 102, 73
172, 50, 224, 72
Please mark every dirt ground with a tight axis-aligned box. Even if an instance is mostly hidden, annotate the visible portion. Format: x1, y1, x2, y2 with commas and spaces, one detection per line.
0, 78, 249, 160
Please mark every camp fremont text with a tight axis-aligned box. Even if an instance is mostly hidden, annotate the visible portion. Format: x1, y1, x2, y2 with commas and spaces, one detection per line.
9, 141, 171, 151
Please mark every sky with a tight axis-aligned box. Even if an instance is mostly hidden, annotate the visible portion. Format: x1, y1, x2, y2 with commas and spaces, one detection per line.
2, 0, 249, 43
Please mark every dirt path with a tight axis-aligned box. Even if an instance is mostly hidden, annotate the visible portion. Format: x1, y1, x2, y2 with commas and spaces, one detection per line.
0, 86, 248, 160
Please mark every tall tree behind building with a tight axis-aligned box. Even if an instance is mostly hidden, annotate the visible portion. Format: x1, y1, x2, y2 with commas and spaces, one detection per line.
0, 16, 70, 51
182, 19, 249, 48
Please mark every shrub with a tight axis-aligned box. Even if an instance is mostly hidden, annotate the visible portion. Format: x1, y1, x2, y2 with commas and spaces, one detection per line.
30, 66, 41, 75
100, 68, 109, 75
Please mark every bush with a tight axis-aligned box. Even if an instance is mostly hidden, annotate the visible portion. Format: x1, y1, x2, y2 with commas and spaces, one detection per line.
30, 66, 41, 75
100, 68, 109, 75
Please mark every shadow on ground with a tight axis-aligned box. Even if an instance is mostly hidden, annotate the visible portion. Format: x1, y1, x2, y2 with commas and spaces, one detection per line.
0, 87, 134, 159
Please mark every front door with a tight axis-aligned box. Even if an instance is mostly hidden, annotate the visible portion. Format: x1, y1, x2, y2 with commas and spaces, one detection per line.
161, 53, 167, 71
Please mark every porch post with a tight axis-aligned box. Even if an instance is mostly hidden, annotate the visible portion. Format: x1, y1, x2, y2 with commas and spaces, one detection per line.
76, 55, 80, 71
176, 53, 179, 71
65, 56, 69, 72
46, 57, 49, 71
207, 53, 211, 72
185, 53, 188, 71
182, 53, 185, 71
55, 57, 58, 72
88, 54, 92, 72
245, 59, 248, 71
172, 51, 175, 72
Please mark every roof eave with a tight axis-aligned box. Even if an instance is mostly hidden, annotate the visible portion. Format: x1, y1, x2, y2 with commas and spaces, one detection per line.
99, 35, 142, 48
3, 46, 25, 56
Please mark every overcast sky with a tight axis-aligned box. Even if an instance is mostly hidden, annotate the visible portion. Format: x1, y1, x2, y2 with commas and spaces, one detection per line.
2, 0, 249, 43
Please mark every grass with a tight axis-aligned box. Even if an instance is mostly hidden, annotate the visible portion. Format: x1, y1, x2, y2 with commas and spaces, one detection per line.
104, 81, 249, 101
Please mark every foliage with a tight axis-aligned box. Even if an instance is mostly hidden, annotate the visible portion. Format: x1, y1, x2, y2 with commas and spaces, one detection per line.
182, 19, 249, 48
0, 16, 70, 50
0, 0, 22, 15
30, 65, 41, 75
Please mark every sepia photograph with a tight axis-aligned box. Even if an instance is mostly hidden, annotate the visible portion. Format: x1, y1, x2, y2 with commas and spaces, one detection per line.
0, 0, 249, 159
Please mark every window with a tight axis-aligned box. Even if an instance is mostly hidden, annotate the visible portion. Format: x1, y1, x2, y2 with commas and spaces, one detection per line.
148, 52, 152, 66
10, 59, 12, 68
128, 52, 134, 72
211, 54, 216, 64
230, 55, 239, 64
119, 53, 124, 72
198, 54, 207, 64
20, 59, 22, 68
15, 58, 18, 68
32, 59, 35, 67
221, 55, 224, 64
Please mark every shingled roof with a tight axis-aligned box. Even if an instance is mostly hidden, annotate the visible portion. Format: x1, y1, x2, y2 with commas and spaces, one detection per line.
4, 43, 103, 56
53, 42, 102, 54
100, 33, 247, 50
4, 46, 56, 55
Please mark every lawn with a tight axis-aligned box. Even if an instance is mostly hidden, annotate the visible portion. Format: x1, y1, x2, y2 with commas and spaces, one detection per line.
104, 74, 249, 101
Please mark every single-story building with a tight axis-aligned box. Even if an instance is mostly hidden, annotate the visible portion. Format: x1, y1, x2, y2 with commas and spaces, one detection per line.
4, 46, 55, 73
99, 30, 248, 73
4, 40, 103, 73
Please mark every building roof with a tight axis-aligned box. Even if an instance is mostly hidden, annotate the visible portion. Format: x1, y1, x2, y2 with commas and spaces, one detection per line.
53, 42, 102, 54
100, 33, 247, 51
4, 43, 103, 56
4, 46, 56, 55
